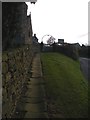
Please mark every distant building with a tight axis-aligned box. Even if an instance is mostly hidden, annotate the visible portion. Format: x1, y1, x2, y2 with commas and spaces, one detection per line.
72, 43, 81, 50
58, 39, 64, 44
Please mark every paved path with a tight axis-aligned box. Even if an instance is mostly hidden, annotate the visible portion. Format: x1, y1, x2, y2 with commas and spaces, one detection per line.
79, 57, 90, 80
13, 53, 48, 118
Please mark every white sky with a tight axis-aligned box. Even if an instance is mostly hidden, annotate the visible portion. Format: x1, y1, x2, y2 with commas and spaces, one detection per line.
26, 0, 89, 45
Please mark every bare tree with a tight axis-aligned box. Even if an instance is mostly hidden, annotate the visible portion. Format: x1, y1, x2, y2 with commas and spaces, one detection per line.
47, 36, 55, 45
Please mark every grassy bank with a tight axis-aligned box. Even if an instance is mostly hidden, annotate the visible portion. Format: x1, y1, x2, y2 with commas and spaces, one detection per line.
41, 52, 88, 118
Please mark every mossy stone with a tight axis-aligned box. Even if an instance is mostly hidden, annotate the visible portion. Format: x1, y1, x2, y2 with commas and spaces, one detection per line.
2, 53, 8, 62
6, 72, 11, 81
2, 62, 8, 74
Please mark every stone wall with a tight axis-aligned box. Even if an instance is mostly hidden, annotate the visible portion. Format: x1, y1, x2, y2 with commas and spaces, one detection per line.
2, 45, 34, 118
2, 2, 40, 118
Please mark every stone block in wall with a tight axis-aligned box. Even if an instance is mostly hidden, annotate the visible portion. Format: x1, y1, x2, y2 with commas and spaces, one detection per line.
2, 88, 7, 104
6, 72, 11, 82
2, 98, 15, 118
8, 59, 16, 69
13, 71, 18, 80
2, 53, 8, 62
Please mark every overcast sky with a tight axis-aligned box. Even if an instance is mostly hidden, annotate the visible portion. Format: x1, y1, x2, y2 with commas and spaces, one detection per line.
26, 0, 89, 45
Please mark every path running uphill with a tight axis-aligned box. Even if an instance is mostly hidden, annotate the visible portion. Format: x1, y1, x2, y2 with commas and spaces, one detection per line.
13, 53, 48, 118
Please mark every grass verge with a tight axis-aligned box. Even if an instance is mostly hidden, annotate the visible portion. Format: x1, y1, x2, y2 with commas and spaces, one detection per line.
41, 52, 88, 118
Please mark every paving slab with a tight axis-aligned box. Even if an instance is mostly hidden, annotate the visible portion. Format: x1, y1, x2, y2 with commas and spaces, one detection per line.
29, 78, 45, 85
24, 85, 46, 98
24, 112, 48, 118
24, 102, 47, 112
20, 97, 45, 104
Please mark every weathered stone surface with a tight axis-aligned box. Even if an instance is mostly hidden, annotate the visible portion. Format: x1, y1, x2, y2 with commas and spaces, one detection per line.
2, 44, 34, 118
2, 2, 33, 51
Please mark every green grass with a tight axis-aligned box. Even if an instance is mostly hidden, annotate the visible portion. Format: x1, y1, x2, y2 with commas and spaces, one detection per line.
41, 52, 88, 118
